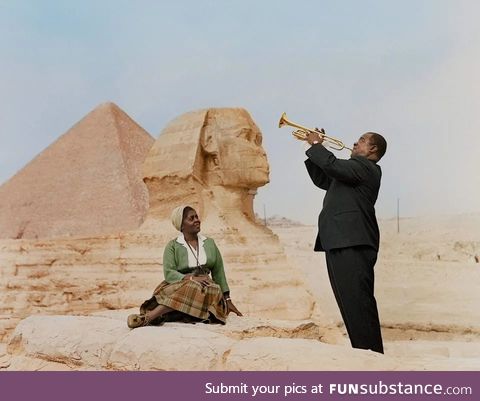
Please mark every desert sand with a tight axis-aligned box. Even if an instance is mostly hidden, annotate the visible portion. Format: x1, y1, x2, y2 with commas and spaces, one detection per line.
0, 104, 479, 370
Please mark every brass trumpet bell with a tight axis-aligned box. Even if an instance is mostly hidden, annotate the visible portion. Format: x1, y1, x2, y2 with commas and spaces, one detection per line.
278, 112, 352, 151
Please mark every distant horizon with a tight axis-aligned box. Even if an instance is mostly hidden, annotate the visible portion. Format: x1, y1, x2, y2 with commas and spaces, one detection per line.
258, 210, 480, 225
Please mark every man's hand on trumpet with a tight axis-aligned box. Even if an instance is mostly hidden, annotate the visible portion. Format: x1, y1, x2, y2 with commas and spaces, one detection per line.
305, 128, 325, 146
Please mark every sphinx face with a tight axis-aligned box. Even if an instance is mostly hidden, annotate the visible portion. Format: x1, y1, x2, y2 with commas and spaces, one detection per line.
203, 109, 270, 189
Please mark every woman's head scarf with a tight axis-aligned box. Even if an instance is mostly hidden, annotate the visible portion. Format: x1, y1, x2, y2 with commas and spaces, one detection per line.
171, 205, 190, 232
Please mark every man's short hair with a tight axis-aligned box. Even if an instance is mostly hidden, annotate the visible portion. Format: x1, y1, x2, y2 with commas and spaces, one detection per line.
366, 132, 387, 161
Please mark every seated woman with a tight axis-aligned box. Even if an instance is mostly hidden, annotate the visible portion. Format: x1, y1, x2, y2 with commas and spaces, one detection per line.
128, 205, 242, 328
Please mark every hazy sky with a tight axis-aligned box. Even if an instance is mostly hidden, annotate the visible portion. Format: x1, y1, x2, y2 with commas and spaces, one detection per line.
1, 1, 479, 224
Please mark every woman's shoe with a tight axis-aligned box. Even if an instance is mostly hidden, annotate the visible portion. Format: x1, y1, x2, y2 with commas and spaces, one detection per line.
127, 313, 151, 329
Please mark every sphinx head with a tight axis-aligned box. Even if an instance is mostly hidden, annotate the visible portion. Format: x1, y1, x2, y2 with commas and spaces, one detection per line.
201, 108, 269, 188
142, 108, 269, 222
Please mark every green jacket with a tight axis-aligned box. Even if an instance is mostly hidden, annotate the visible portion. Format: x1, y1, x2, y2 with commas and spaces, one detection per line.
163, 235, 230, 293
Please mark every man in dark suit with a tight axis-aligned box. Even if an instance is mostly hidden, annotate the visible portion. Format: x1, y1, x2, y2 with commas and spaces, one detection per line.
304, 130, 387, 354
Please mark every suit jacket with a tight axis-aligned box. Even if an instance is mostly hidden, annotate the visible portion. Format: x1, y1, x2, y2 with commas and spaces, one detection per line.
305, 144, 381, 252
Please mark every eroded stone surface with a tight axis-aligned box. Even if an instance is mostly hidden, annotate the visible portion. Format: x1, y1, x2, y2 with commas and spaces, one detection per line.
8, 313, 479, 371
3, 314, 374, 371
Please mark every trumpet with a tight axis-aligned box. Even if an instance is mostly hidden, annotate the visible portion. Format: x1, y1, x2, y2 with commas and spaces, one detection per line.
278, 112, 352, 151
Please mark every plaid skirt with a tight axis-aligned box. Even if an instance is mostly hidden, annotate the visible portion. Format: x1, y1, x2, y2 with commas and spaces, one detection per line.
140, 278, 227, 324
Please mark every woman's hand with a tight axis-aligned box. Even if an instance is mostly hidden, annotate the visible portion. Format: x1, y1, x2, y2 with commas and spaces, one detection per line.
226, 299, 243, 316
185, 274, 210, 287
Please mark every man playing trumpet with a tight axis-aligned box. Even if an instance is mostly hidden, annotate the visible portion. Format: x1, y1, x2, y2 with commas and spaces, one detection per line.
304, 128, 387, 354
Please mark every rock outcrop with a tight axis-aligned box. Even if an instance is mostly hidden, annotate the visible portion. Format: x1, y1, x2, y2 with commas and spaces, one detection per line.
4, 313, 394, 371
6, 312, 480, 371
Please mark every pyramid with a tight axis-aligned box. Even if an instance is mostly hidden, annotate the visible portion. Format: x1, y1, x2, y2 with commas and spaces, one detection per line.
0, 102, 155, 239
